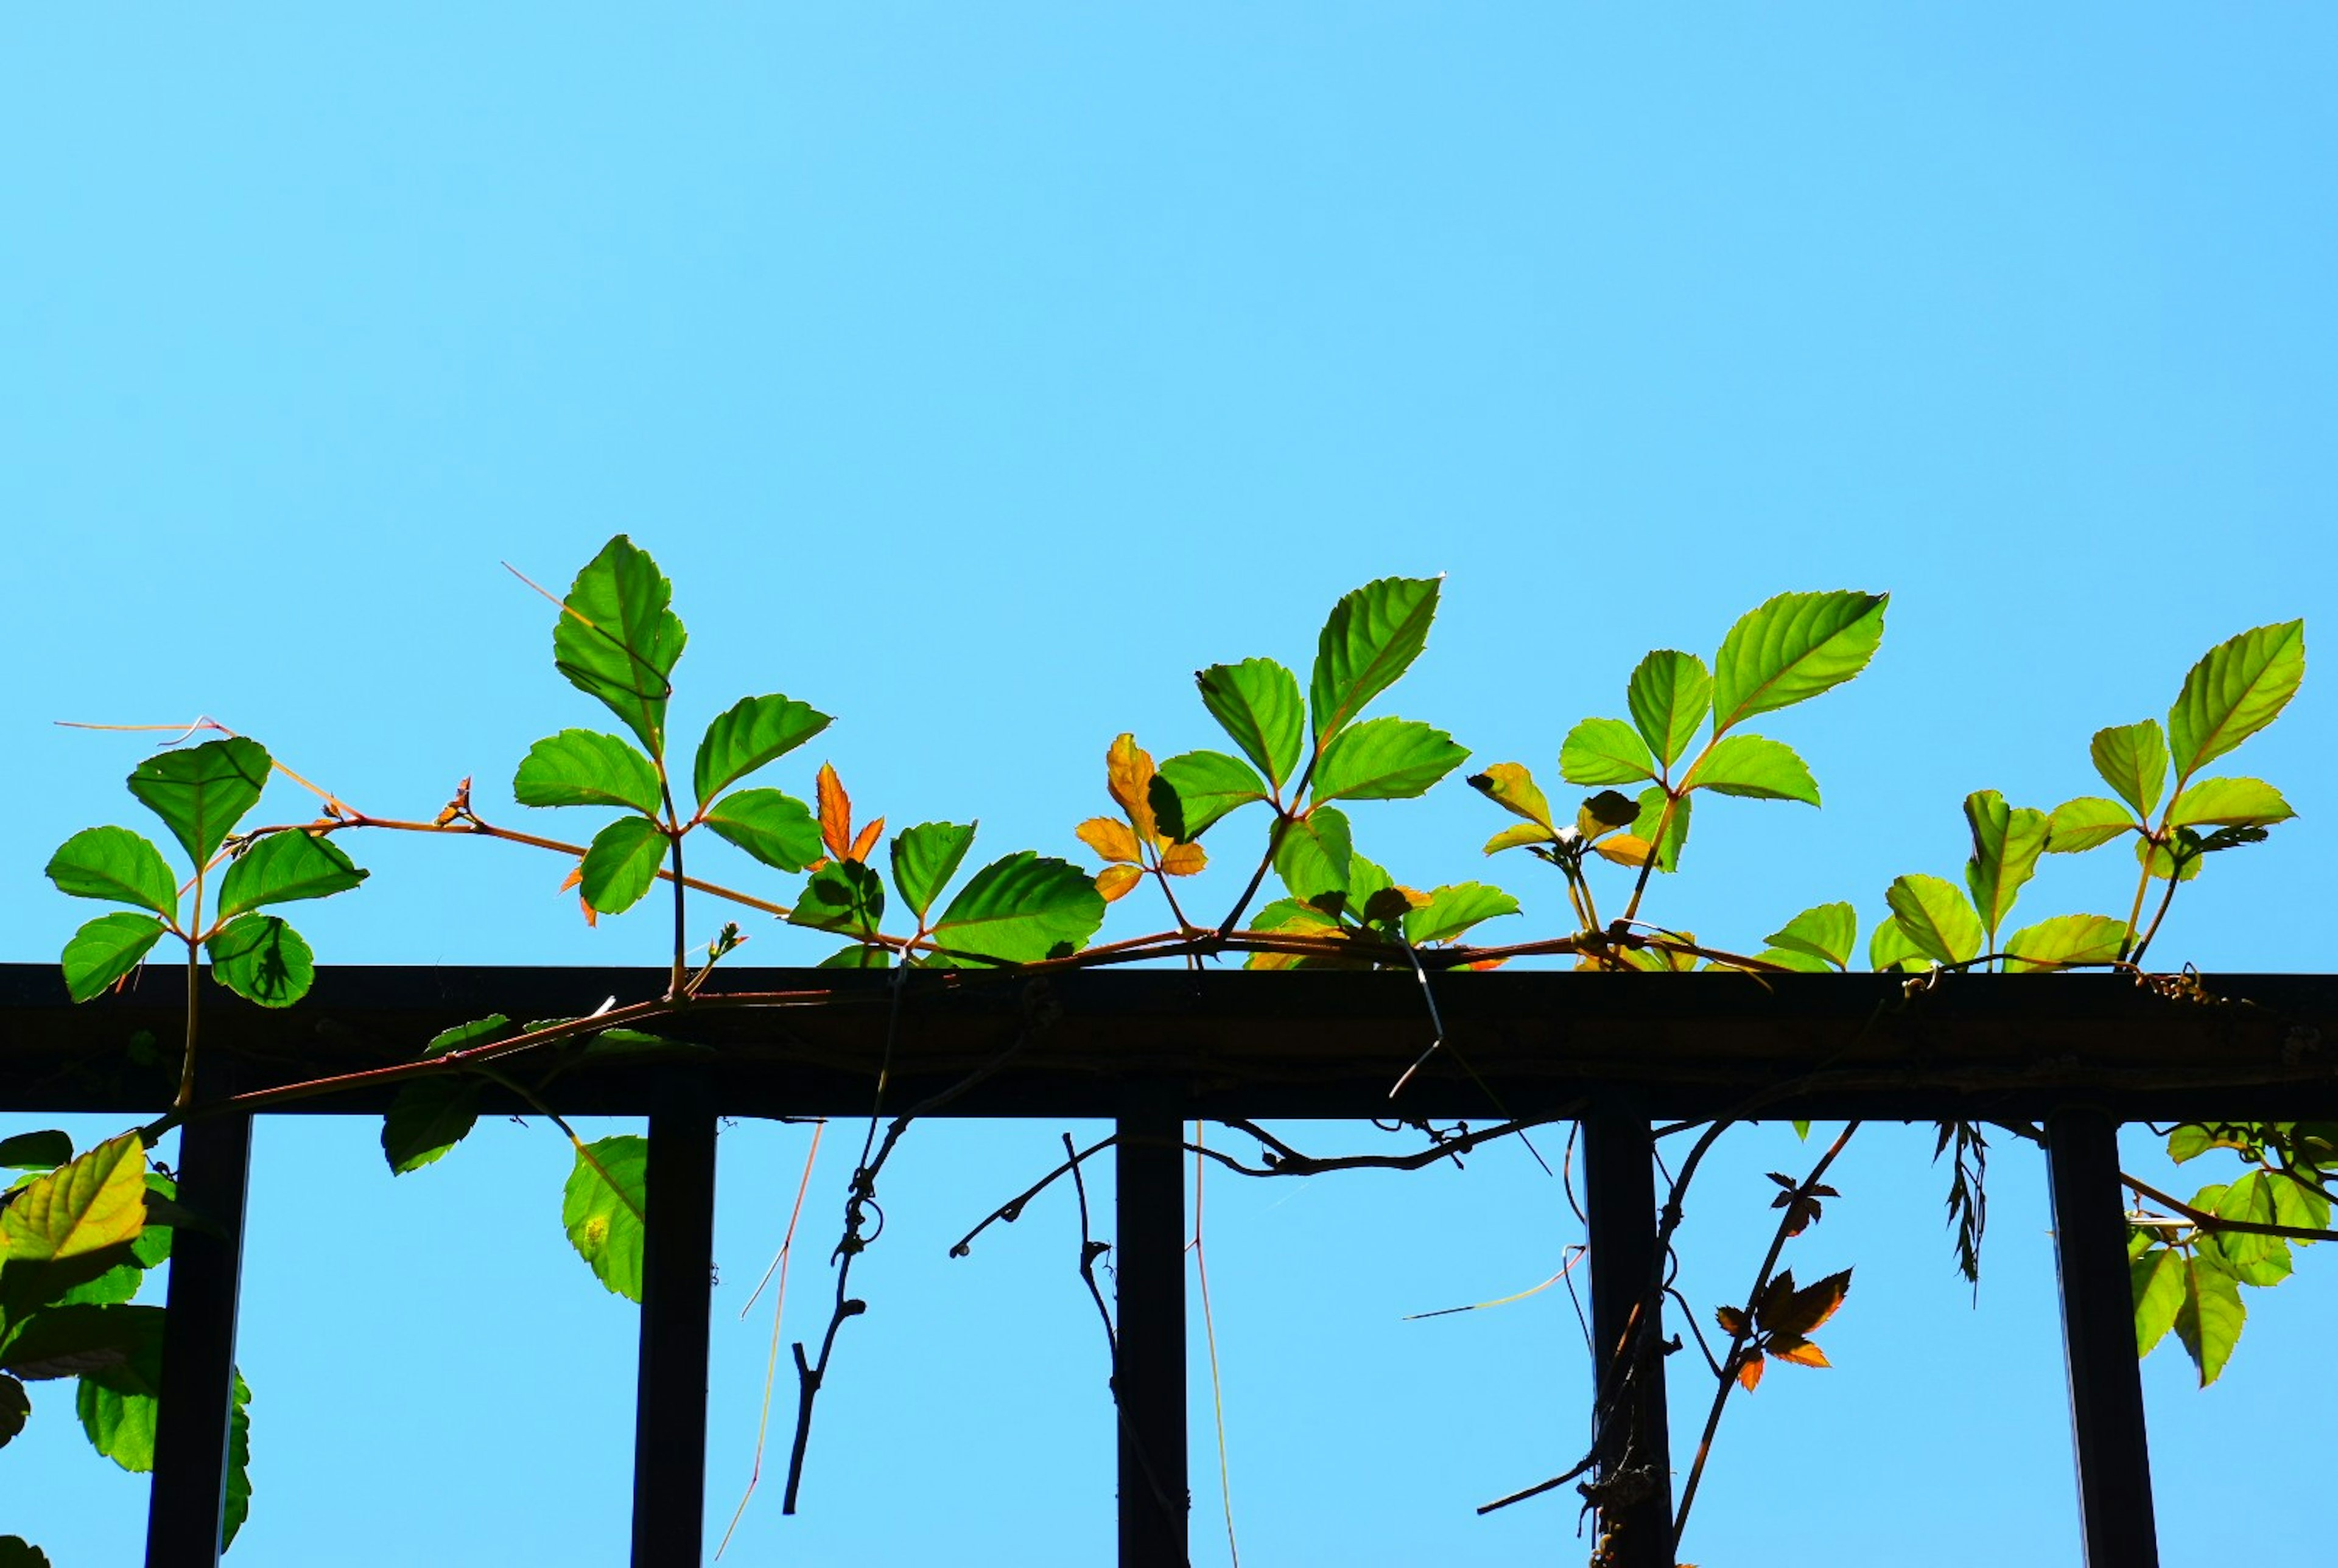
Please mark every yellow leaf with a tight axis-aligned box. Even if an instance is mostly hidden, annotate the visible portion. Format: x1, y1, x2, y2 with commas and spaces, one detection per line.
816, 762, 851, 861
1, 1132, 147, 1264
1767, 1336, 1831, 1369
1096, 865, 1143, 901
1159, 841, 1207, 877
1106, 733, 1158, 842
1592, 834, 1657, 868
1482, 822, 1551, 855
1076, 816, 1144, 865
1469, 761, 1554, 827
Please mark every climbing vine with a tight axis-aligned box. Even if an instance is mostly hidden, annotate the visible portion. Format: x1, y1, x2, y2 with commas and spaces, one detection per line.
0, 536, 2315, 1565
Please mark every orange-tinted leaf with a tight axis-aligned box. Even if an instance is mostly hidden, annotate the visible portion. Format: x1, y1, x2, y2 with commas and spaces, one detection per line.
816, 762, 851, 860
1714, 1304, 1749, 1338
1754, 1270, 1797, 1325
1766, 1334, 1831, 1369
1592, 834, 1657, 868
1764, 1267, 1852, 1338
849, 817, 885, 864
558, 866, 584, 894
1106, 733, 1159, 842
1464, 956, 1511, 971
1096, 865, 1144, 901
1736, 1356, 1764, 1392
1160, 841, 1207, 876
1077, 817, 1145, 865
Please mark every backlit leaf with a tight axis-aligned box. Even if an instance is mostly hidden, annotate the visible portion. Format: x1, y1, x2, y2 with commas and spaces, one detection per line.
0, 1134, 146, 1267
43, 828, 178, 919
1311, 718, 1468, 805
1198, 658, 1305, 791
381, 1078, 482, 1175
929, 853, 1106, 965
2166, 1124, 2253, 1164
204, 915, 314, 1007
1558, 718, 1655, 788
1309, 577, 1441, 746
2199, 1173, 2292, 1287
1590, 833, 1657, 869
1710, 591, 1887, 735
1104, 734, 1159, 841
1483, 823, 1553, 856
2172, 1253, 2245, 1385
1076, 817, 1143, 866
2167, 777, 2295, 829
891, 822, 977, 924
552, 536, 687, 760
1096, 865, 1143, 901
1629, 786, 1690, 873
513, 730, 662, 815
1468, 762, 1553, 828
816, 763, 852, 860
788, 860, 885, 939
1762, 1267, 1850, 1337
60, 914, 167, 1003
1626, 649, 1712, 769
2131, 1247, 2184, 1355
1273, 808, 1353, 906
1883, 875, 1982, 967
702, 788, 820, 874
2004, 914, 2126, 973
1150, 751, 1269, 841
563, 1135, 648, 1302
216, 831, 368, 920
1764, 1334, 1831, 1369
1764, 903, 1856, 971
2135, 829, 2203, 883
1577, 790, 1640, 836
692, 694, 830, 806
1159, 842, 1206, 876
1868, 917, 1929, 973
2166, 620, 2305, 782
125, 738, 270, 868
2045, 797, 2136, 854
1683, 734, 1819, 805
1962, 789, 2046, 943
1404, 883, 1520, 945
579, 816, 669, 914
2089, 723, 2168, 821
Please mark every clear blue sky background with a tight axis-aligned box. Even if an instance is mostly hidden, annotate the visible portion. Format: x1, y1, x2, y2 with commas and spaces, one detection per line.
3, 7, 2333, 1564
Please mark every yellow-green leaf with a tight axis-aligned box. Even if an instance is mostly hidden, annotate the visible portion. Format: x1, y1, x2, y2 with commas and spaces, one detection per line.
0, 1134, 146, 1266
2166, 620, 2305, 782
563, 1135, 648, 1301
2167, 777, 2295, 829
1962, 789, 2046, 943
552, 536, 688, 760
1558, 718, 1655, 788
1883, 875, 1982, 967
1710, 591, 1887, 735
1626, 649, 1712, 769
2004, 914, 2126, 973
1309, 576, 1441, 746
2045, 797, 2136, 854
1683, 734, 1819, 805
1467, 762, 1553, 828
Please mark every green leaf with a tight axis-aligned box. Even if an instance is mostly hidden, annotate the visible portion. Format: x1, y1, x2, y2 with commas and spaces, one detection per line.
125, 738, 271, 868
1310, 718, 1469, 805
1467, 763, 1553, 828
1710, 591, 1888, 735
1273, 808, 1353, 906
63, 1308, 169, 1474
1683, 734, 1819, 805
579, 816, 669, 914
2004, 914, 2126, 973
552, 536, 689, 760
382, 1078, 482, 1175
60, 914, 167, 1004
1763, 903, 1857, 971
1558, 718, 1656, 788
890, 822, 977, 925
0, 1133, 71, 1172
2166, 620, 2306, 782
223, 1371, 252, 1547
788, 860, 885, 938
2136, 829, 2203, 883
2131, 1247, 2183, 1355
47, 1173, 175, 1309
2045, 797, 2138, 854
2088, 722, 2168, 821
216, 831, 368, 920
2168, 1123, 2253, 1164
1745, 947, 1831, 974
1403, 883, 1519, 945
2200, 1172, 2294, 1287
0, 1374, 24, 1448
2167, 777, 2295, 829
1883, 875, 1983, 967
929, 853, 1106, 965
0, 1134, 146, 1269
43, 828, 179, 919
1150, 751, 1269, 841
204, 915, 315, 1008
424, 1015, 514, 1057
2, 1303, 161, 1382
1481, 822, 1552, 855
1629, 786, 1690, 874
563, 1135, 648, 1302
692, 694, 831, 807
513, 730, 662, 815
1626, 649, 1712, 770
1961, 790, 2047, 943
701, 789, 820, 874
1308, 576, 1441, 747
818, 942, 893, 970
1197, 658, 1305, 791
2172, 1256, 2244, 1385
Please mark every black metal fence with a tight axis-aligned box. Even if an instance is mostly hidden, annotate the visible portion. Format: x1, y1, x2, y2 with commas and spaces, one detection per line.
7, 964, 2332, 1567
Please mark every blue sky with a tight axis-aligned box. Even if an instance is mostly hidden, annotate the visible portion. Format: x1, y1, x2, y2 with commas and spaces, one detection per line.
2, 7, 2332, 1564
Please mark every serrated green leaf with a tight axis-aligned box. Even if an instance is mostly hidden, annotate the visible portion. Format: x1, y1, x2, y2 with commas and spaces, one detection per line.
552, 536, 688, 760
216, 831, 368, 920
60, 914, 167, 1004
223, 1370, 252, 1547
2167, 620, 2305, 782
0, 1133, 71, 1172
891, 822, 976, 925
1744, 947, 1831, 974
1272, 808, 1353, 906
1883, 875, 1982, 967
2004, 914, 2126, 973
1763, 903, 1856, 970
1309, 577, 1441, 747
1683, 734, 1819, 805
1197, 658, 1305, 791
788, 860, 885, 939
817, 942, 893, 970
2045, 797, 2137, 854
423, 1015, 513, 1057
1310, 718, 1468, 805
2088, 723, 2167, 821
1150, 751, 1269, 841
1558, 718, 1656, 787
1629, 786, 1690, 874
1710, 591, 1888, 735
563, 1135, 648, 1301
2131, 1247, 2183, 1355
579, 816, 669, 914
1403, 883, 1518, 945
382, 1078, 482, 1175
204, 914, 314, 1007
692, 693, 831, 806
2167, 777, 2294, 828
2168, 1123, 2253, 1164
513, 729, 662, 815
54, 1306, 166, 1471
701, 789, 820, 874
1468, 763, 1553, 828
125, 738, 271, 868
2136, 829, 2203, 883
2200, 1172, 2292, 1287
1626, 649, 1712, 769
43, 828, 179, 919
0, 1134, 145, 1268
927, 853, 1106, 965
1962, 790, 2046, 943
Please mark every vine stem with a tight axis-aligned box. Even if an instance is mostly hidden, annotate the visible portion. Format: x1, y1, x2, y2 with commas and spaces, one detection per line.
175, 865, 205, 1111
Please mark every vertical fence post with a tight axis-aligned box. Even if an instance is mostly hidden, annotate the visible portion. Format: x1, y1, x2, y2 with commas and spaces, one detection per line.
146, 1076, 253, 1567
1115, 1082, 1188, 1568
633, 1076, 718, 1567
2046, 1108, 2160, 1567
1584, 1096, 1674, 1568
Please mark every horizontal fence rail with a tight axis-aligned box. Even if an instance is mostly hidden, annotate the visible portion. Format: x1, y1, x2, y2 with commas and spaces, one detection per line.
4, 965, 2334, 1567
